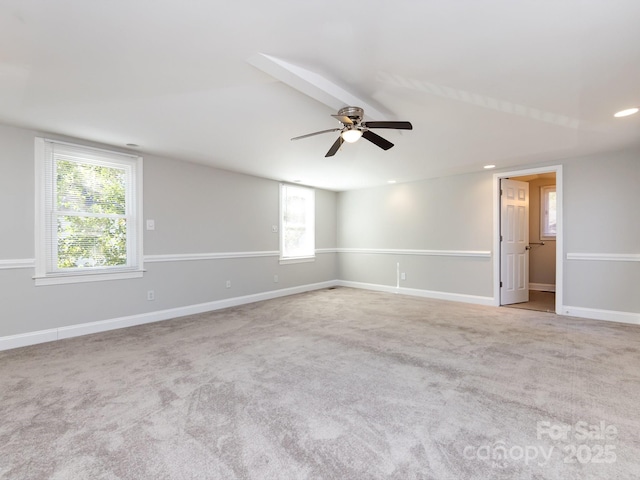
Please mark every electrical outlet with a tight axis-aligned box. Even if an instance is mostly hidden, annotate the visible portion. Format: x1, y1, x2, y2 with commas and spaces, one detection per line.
272, 225, 278, 233
401, 272, 406, 281
147, 290, 155, 301
274, 274, 279, 283
226, 280, 231, 288
146, 219, 155, 231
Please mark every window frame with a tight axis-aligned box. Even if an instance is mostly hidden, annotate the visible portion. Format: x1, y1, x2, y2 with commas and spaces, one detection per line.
540, 185, 557, 241
34, 138, 144, 285
279, 183, 315, 264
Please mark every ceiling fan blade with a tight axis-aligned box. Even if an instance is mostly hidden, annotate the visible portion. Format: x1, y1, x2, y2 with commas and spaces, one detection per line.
325, 136, 344, 157
331, 115, 354, 125
362, 130, 394, 150
291, 128, 340, 141
361, 121, 413, 130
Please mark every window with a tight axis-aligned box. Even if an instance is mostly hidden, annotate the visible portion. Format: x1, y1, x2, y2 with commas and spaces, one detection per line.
280, 184, 315, 263
540, 185, 557, 240
35, 138, 143, 285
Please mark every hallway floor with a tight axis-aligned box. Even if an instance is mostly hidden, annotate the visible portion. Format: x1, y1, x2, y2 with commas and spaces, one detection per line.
504, 290, 556, 313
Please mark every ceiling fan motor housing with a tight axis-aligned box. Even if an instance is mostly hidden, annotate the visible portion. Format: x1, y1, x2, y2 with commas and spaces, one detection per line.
338, 106, 364, 122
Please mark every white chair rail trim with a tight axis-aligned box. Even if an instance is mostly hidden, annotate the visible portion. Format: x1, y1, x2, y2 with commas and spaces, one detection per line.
566, 253, 640, 262
0, 259, 36, 270
337, 248, 491, 258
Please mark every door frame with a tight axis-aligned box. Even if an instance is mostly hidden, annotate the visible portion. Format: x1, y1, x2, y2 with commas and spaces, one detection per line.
492, 165, 563, 313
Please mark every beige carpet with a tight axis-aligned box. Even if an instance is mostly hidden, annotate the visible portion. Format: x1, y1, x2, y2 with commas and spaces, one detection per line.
1, 287, 639, 479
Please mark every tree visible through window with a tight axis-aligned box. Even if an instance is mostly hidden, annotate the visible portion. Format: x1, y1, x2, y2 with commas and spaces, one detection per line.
35, 138, 143, 284
56, 159, 129, 268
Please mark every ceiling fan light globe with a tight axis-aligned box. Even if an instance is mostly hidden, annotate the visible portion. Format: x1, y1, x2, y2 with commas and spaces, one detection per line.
341, 129, 362, 143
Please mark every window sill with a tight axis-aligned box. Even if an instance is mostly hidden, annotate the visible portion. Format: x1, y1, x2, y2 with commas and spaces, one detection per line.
279, 256, 316, 265
34, 269, 144, 286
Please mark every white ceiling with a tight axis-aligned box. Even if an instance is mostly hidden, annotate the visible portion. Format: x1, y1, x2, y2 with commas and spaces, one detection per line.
1, 0, 639, 191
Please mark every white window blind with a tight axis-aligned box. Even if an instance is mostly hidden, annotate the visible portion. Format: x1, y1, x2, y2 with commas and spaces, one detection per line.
35, 138, 143, 284
280, 184, 315, 262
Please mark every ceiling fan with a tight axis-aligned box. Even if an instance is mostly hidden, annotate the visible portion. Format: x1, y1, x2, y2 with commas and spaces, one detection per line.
291, 106, 413, 157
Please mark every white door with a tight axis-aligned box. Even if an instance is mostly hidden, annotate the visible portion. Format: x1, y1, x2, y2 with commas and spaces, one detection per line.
500, 179, 529, 305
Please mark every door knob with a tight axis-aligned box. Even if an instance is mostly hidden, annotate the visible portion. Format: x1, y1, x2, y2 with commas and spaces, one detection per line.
525, 245, 531, 250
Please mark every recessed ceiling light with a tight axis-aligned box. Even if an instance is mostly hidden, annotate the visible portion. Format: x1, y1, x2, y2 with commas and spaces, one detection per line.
126, 143, 139, 148
387, 180, 397, 184
614, 107, 639, 118
484, 164, 496, 169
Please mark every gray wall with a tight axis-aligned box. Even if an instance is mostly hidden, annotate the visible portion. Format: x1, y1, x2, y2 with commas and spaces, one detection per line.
337, 173, 495, 298
337, 149, 640, 315
1, 120, 638, 340
0, 123, 337, 337
562, 149, 640, 312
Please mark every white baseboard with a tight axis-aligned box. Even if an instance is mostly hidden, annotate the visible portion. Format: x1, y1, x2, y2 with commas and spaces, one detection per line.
4, 281, 638, 352
0, 329, 59, 351
0, 281, 338, 352
530, 283, 556, 292
337, 280, 495, 306
561, 306, 640, 325
338, 281, 640, 325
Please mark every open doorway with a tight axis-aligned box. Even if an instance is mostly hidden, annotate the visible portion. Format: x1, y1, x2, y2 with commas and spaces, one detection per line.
492, 166, 563, 314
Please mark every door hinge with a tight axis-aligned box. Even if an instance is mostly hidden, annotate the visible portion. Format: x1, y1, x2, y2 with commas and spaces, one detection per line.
500, 281, 503, 287
500, 235, 503, 242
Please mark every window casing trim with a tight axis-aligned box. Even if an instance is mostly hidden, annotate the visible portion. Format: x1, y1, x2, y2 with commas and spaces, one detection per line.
540, 185, 557, 241
33, 269, 144, 286
279, 183, 315, 262
34, 137, 144, 285
279, 256, 316, 265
